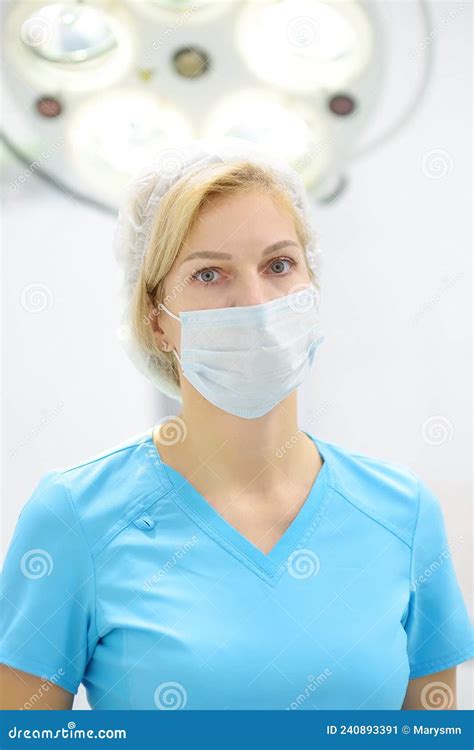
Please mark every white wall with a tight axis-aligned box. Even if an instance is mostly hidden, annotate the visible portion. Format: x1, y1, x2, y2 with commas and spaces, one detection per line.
1, 0, 471, 710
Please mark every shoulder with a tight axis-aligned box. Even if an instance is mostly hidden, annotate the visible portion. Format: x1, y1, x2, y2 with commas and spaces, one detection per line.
313, 434, 431, 548
16, 427, 168, 560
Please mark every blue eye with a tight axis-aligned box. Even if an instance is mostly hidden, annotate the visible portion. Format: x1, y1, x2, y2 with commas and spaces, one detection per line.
191, 256, 298, 286
269, 257, 296, 274
191, 268, 221, 285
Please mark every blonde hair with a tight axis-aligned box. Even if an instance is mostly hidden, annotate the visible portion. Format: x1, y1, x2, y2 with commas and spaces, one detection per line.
128, 160, 319, 395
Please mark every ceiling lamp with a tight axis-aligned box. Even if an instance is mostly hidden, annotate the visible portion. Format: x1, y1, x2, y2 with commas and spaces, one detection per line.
21, 2, 117, 64
203, 88, 332, 186
1, 0, 434, 209
236, 0, 373, 94
67, 90, 193, 191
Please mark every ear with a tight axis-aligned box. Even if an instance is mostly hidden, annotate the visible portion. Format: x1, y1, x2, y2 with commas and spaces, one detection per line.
147, 300, 165, 335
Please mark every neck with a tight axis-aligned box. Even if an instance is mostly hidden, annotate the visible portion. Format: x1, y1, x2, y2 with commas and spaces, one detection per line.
155, 389, 321, 494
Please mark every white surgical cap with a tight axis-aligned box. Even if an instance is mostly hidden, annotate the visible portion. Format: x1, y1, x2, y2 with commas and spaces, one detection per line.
113, 136, 323, 401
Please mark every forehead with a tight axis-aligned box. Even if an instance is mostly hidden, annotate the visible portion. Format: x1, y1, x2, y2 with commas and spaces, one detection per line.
188, 190, 298, 250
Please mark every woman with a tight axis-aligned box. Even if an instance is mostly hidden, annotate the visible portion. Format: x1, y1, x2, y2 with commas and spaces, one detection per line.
0, 138, 472, 711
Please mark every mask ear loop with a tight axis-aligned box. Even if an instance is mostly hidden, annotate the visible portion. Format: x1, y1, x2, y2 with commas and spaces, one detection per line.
157, 302, 180, 321
157, 303, 182, 365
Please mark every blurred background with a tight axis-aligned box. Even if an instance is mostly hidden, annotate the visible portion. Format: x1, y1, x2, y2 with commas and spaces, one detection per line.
1, 0, 472, 709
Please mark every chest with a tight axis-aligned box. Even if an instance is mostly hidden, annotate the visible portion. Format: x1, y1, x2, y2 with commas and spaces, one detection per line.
86, 496, 412, 710
201, 490, 310, 555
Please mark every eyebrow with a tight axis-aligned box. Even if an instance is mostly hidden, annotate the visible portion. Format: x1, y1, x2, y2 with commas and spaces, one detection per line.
180, 240, 301, 264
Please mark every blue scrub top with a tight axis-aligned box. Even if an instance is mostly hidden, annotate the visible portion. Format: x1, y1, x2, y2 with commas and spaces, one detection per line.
1, 428, 473, 710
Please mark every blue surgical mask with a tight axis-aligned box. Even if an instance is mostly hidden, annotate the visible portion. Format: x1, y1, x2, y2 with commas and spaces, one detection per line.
158, 287, 324, 419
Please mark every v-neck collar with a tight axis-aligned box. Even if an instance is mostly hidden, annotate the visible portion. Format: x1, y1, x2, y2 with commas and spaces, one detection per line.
143, 427, 333, 586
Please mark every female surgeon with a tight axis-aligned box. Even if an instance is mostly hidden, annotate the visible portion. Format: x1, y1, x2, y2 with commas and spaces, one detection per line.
0, 138, 473, 711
